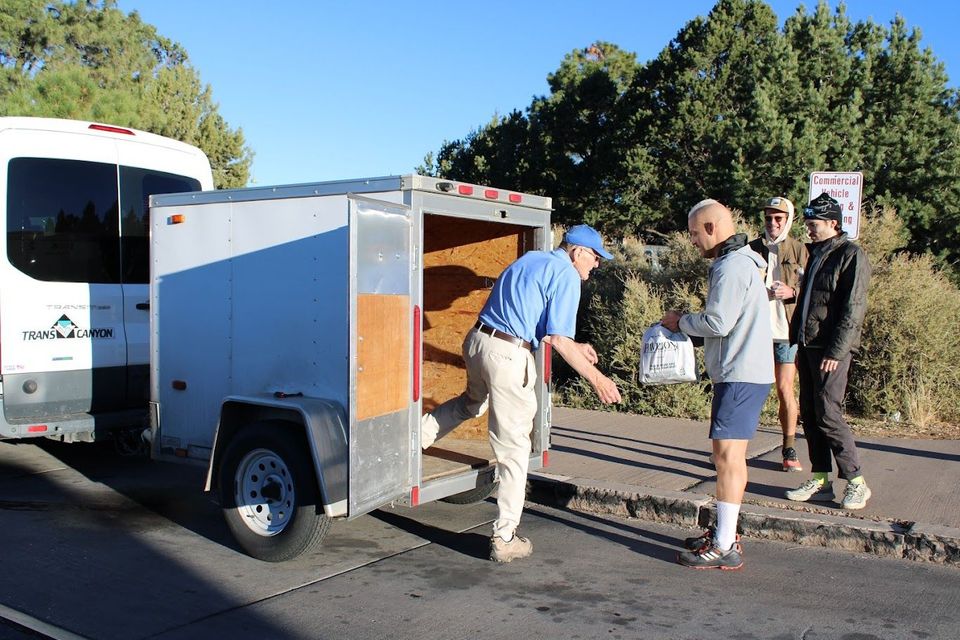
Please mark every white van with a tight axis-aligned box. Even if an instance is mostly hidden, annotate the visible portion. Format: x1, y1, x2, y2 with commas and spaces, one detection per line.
0, 117, 214, 442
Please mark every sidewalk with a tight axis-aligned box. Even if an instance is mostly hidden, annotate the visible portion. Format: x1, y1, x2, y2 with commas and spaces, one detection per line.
527, 407, 960, 565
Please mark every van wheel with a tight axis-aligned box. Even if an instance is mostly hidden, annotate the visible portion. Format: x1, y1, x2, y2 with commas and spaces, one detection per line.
218, 422, 329, 562
440, 481, 498, 505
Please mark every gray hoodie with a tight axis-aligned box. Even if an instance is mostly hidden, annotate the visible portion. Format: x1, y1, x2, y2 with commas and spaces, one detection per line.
679, 235, 775, 384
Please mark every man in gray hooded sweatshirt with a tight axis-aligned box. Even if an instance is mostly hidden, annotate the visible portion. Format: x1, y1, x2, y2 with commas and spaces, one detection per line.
662, 199, 774, 570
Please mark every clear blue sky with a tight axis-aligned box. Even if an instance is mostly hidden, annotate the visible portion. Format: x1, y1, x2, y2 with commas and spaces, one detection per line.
115, 1, 960, 188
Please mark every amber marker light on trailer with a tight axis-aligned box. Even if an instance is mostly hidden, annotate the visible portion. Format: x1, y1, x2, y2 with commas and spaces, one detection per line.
167, 214, 185, 225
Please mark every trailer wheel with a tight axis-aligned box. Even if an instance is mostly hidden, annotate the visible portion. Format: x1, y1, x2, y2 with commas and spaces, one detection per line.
219, 422, 329, 562
440, 481, 498, 505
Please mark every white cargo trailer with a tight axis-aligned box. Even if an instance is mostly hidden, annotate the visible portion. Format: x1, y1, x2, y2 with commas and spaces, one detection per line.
149, 175, 553, 561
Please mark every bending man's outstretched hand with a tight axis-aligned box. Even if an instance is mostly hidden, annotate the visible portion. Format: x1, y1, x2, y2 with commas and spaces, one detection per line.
545, 335, 621, 404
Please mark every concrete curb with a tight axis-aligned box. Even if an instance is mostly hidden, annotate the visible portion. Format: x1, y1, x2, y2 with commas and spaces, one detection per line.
527, 472, 960, 566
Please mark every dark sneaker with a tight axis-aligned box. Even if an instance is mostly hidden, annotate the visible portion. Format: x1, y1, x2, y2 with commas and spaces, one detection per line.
782, 447, 803, 472
785, 479, 835, 502
683, 528, 741, 551
677, 541, 743, 570
841, 482, 872, 510
490, 534, 533, 563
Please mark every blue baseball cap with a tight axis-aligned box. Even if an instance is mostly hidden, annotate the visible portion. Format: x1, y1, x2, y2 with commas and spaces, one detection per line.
563, 224, 614, 260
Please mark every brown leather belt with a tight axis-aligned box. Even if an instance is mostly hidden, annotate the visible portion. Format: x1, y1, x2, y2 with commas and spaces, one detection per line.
474, 321, 532, 351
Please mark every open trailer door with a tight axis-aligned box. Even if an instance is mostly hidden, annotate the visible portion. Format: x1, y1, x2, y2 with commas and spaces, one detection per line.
347, 196, 415, 517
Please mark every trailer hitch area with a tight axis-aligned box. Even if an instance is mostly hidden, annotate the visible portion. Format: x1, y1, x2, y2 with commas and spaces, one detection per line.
273, 391, 304, 399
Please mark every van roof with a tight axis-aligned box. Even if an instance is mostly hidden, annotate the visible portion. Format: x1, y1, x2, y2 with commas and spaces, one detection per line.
0, 116, 206, 156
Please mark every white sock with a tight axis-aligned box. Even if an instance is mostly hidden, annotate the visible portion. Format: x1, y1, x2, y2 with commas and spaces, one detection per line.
500, 533, 514, 542
715, 501, 741, 551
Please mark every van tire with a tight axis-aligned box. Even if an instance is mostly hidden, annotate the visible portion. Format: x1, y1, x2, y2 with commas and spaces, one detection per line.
218, 421, 329, 562
440, 481, 498, 505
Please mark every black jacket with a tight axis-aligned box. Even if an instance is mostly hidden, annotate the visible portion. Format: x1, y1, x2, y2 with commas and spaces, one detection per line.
789, 233, 871, 360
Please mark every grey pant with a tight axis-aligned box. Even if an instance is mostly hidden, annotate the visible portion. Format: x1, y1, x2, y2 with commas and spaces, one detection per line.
796, 346, 862, 479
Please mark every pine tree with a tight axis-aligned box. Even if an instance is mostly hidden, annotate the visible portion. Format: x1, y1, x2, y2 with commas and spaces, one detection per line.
0, 0, 252, 188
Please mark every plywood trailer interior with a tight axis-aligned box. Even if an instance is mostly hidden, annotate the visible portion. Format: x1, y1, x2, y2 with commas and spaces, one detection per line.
420, 213, 537, 482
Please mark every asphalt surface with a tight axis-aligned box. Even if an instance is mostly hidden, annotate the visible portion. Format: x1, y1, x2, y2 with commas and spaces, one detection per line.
3, 447, 958, 640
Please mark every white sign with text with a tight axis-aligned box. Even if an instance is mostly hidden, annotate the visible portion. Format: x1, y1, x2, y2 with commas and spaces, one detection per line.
808, 171, 863, 239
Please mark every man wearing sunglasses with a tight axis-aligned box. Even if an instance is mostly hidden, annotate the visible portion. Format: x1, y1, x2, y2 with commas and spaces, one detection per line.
748, 197, 809, 473
785, 193, 872, 510
420, 224, 622, 563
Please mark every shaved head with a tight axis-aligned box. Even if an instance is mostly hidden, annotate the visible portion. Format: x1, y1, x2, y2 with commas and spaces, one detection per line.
687, 199, 736, 258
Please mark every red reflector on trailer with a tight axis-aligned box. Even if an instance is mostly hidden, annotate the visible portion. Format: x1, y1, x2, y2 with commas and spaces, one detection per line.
508, 194, 522, 203
458, 185, 474, 196
167, 214, 184, 225
413, 305, 421, 401
542, 451, 549, 467
27, 424, 48, 433
411, 486, 420, 506
172, 380, 187, 390
543, 341, 552, 385
89, 123, 134, 135
484, 189, 499, 199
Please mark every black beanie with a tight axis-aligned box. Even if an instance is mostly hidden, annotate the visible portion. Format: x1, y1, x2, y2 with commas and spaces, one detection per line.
803, 193, 842, 223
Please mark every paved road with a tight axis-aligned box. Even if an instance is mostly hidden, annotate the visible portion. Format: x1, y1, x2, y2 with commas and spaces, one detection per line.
2, 441, 959, 639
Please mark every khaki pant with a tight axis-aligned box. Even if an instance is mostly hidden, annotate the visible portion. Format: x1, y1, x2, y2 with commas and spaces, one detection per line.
421, 329, 538, 539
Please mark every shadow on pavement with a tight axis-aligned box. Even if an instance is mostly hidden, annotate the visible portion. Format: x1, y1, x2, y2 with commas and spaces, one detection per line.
856, 440, 960, 462
0, 439, 296, 640
552, 425, 712, 458
36, 439, 242, 552
549, 444, 712, 479
369, 508, 491, 561
523, 504, 680, 565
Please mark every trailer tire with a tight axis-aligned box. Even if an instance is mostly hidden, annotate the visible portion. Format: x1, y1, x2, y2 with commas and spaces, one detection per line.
440, 481, 498, 505
219, 421, 329, 562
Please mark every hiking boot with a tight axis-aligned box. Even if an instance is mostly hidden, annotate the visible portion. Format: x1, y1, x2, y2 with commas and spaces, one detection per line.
683, 528, 741, 551
677, 541, 743, 570
841, 482, 872, 510
782, 447, 803, 472
785, 479, 835, 502
490, 534, 533, 563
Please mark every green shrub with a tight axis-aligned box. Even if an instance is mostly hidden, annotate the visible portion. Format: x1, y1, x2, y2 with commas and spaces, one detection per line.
554, 205, 960, 429
851, 251, 960, 424
555, 232, 712, 418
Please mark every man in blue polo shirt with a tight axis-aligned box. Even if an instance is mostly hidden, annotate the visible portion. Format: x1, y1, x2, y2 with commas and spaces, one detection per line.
421, 224, 622, 563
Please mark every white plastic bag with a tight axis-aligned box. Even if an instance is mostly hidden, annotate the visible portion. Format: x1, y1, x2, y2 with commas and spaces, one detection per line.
639, 323, 697, 385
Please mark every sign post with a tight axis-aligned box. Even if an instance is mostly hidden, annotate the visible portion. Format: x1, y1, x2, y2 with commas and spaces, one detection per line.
808, 171, 863, 239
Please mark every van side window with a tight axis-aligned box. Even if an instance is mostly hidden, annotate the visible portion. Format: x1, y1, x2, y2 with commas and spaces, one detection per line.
7, 158, 121, 283
120, 167, 200, 284
7, 159, 202, 285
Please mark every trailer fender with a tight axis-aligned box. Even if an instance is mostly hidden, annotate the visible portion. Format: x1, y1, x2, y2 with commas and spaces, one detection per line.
204, 394, 348, 518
